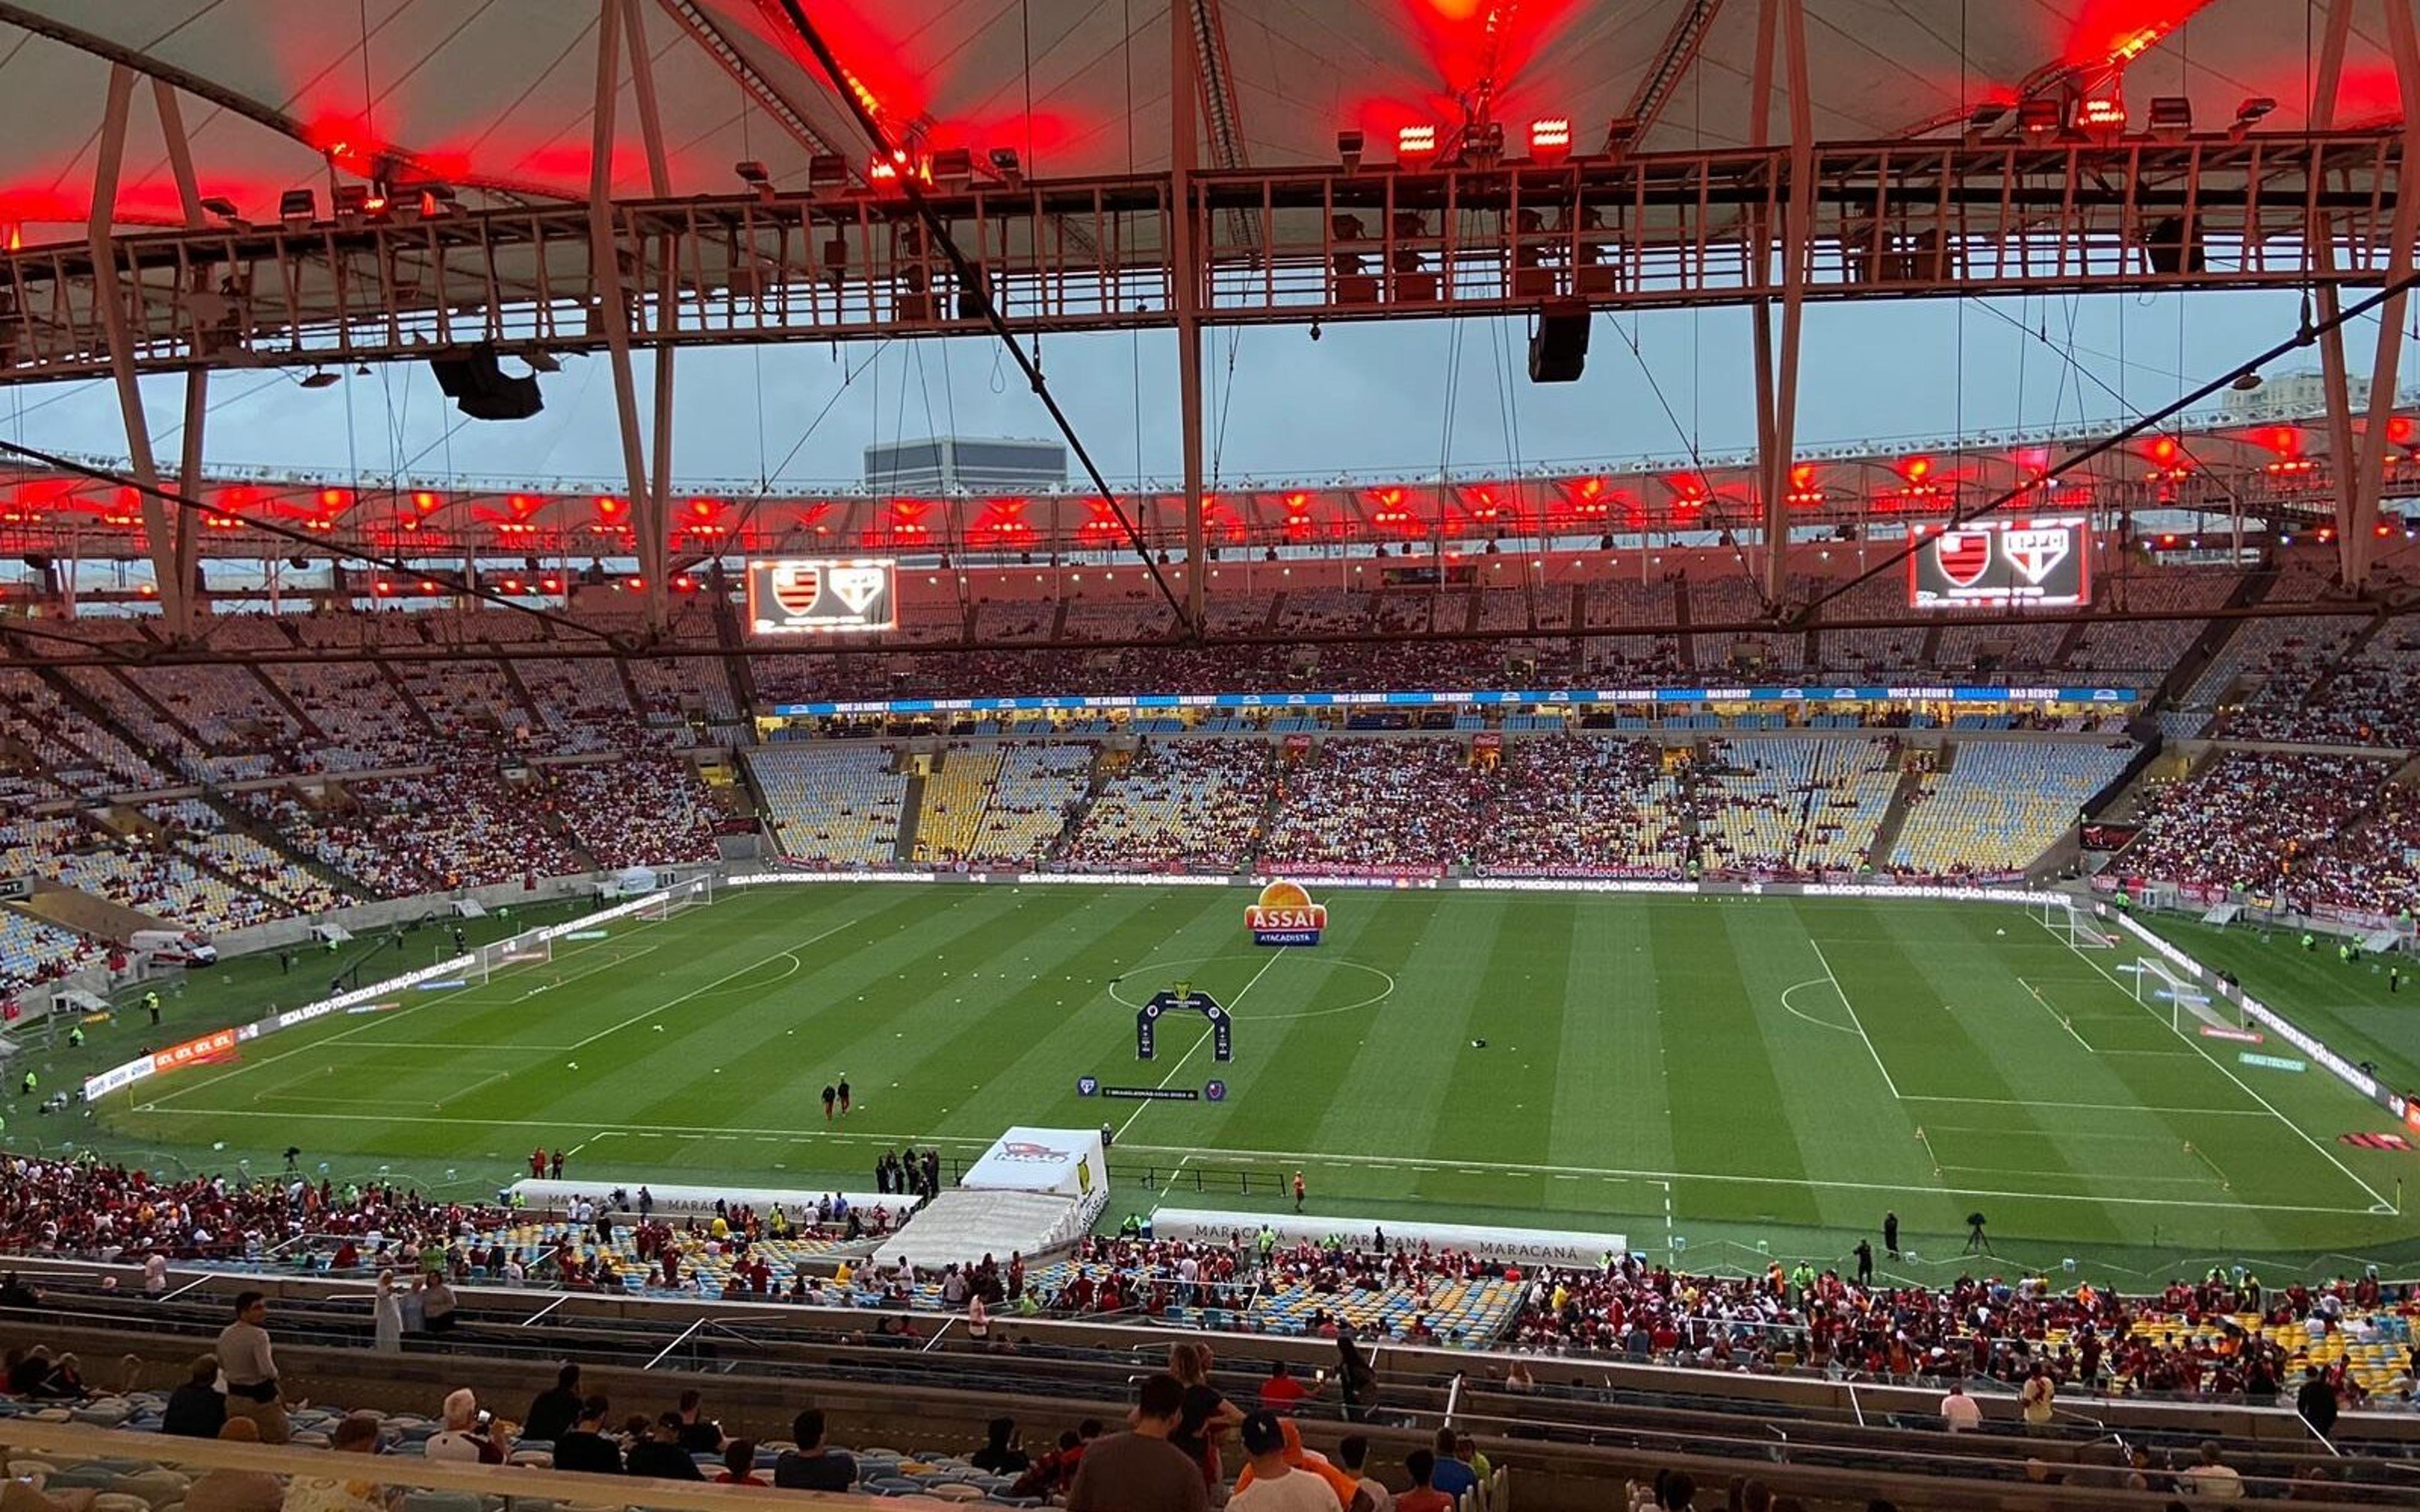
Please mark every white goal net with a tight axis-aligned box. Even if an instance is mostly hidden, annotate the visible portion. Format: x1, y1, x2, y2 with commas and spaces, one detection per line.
2129, 955, 2245, 1034
472, 928, 554, 983
638, 875, 713, 921
2031, 896, 2116, 948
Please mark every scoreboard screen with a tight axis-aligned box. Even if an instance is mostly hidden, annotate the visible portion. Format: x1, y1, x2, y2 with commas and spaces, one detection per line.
745, 558, 898, 636
1908, 517, 2090, 610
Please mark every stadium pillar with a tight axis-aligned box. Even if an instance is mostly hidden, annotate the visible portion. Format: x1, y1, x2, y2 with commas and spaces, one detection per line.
86, 63, 192, 639
157, 79, 210, 619
1749, 0, 1814, 608
622, 0, 681, 623
2342, 0, 2420, 592
1172, 0, 1209, 637
588, 0, 671, 635
2311, 0, 2363, 588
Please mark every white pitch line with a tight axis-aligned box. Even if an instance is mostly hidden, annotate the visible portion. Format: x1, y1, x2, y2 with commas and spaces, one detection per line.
2018, 977, 2097, 1052
1107, 1140, 2373, 1217
108, 1101, 2382, 1218
144, 908, 689, 1109
1808, 937, 1902, 1100
1898, 1096, 2276, 1115
2041, 917, 2395, 1213
1777, 978, 1857, 1035
565, 919, 862, 1050
1114, 946, 1286, 1143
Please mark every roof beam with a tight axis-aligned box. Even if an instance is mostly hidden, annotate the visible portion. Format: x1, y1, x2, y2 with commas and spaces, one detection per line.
1184, 0, 1249, 171
0, 0, 572, 206
651, 0, 844, 166
1621, 1, 1728, 142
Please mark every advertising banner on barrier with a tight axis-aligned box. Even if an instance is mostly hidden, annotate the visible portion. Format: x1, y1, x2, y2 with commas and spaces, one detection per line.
769, 683, 2138, 719
1148, 1208, 1629, 1269
81, 888, 682, 1103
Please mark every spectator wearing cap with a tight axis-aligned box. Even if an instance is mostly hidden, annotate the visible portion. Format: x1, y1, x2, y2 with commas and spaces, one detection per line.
1225, 1411, 1343, 1512
623, 1413, 705, 1480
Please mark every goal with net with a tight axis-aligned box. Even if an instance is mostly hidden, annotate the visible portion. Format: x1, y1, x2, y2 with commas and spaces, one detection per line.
637, 875, 713, 922
472, 928, 553, 984
2029, 896, 2116, 948
2129, 955, 2249, 1036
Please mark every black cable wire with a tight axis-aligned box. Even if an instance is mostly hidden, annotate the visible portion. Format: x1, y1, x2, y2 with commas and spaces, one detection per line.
1795, 265, 2420, 626
763, 0, 1193, 638
0, 435, 621, 648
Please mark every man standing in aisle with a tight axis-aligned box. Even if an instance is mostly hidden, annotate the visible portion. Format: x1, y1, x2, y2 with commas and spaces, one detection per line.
215, 1292, 289, 1443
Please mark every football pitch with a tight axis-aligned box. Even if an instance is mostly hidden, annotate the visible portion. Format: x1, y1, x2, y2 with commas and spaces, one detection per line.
71, 882, 2420, 1285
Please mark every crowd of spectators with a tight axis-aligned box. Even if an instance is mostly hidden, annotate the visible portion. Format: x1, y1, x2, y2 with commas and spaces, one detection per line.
2117, 751, 2412, 917
1063, 738, 1269, 871
1260, 740, 1488, 873
1472, 735, 1683, 876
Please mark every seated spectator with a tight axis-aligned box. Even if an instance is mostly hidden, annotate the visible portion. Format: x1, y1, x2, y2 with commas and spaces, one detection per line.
1397, 1450, 1453, 1512
717, 1440, 764, 1486
522, 1362, 583, 1443
1940, 1382, 1981, 1432
623, 1412, 706, 1480
2177, 1441, 2243, 1501
282, 1412, 387, 1512
1259, 1358, 1310, 1414
183, 1419, 284, 1512
971, 1416, 1031, 1475
548, 1395, 623, 1475
1227, 1411, 1345, 1512
422, 1389, 501, 1464
672, 1388, 722, 1453
773, 1407, 856, 1491
162, 1353, 228, 1438
1426, 1428, 1480, 1499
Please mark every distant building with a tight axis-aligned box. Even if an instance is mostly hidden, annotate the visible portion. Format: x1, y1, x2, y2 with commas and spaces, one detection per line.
2222, 369, 2368, 421
865, 437, 1067, 494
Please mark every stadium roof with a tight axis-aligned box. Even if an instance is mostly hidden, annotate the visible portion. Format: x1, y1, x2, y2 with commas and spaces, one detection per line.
0, 1, 2399, 239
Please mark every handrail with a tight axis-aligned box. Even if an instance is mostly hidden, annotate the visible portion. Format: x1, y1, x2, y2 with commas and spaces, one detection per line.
642, 1316, 706, 1370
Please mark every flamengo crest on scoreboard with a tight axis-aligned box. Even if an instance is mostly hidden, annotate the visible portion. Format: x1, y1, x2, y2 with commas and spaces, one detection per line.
1247, 879, 1327, 946
1908, 517, 2090, 610
744, 558, 899, 635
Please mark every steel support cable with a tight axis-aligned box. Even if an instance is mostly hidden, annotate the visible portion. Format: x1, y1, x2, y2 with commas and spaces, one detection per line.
762, 0, 1192, 638
0, 435, 622, 650
1794, 265, 2420, 626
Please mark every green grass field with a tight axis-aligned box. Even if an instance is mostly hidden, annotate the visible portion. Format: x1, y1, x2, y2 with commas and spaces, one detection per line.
31, 883, 2420, 1287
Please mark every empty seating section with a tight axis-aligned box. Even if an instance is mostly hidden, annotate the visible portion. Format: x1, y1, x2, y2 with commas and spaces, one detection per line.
1691, 576, 1802, 670
0, 907, 98, 988
60, 668, 212, 780
2229, 622, 2420, 747
911, 745, 1002, 862
231, 788, 419, 895
1475, 734, 1682, 874
1695, 736, 1899, 873
1063, 738, 1268, 869
1814, 573, 1927, 673
959, 742, 1093, 865
970, 598, 1051, 641
2066, 570, 2237, 679
1262, 738, 1483, 871
391, 658, 527, 736
2179, 614, 2353, 714
1889, 741, 2135, 876
120, 663, 296, 781
137, 798, 343, 915
511, 657, 648, 752
626, 651, 741, 724
0, 668, 163, 794
1935, 617, 2064, 672
42, 843, 278, 934
266, 662, 429, 770
748, 745, 905, 865
1581, 578, 1681, 675
1061, 594, 1178, 641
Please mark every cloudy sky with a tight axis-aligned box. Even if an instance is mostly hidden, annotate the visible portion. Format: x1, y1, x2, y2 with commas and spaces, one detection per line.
6, 285, 2411, 495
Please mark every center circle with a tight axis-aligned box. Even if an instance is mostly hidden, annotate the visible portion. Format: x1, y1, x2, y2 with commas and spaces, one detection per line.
1105, 953, 1395, 1020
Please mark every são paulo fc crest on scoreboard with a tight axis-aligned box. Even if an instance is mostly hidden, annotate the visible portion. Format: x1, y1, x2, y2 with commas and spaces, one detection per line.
1246, 879, 1326, 946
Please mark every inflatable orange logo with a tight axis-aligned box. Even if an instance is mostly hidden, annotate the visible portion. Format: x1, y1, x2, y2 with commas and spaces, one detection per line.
1246, 879, 1326, 944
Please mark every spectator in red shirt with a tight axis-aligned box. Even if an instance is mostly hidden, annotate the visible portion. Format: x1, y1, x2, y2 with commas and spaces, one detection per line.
1257, 1358, 1309, 1414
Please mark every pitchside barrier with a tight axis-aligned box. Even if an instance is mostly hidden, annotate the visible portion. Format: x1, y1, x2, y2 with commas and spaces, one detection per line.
79, 883, 700, 1103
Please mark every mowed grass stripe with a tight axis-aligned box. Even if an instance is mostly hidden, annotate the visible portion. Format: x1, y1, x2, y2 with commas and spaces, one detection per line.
1661, 902, 1823, 1228
1424, 896, 1577, 1214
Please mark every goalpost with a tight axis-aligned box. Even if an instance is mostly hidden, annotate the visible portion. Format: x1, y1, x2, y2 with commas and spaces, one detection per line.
473, 929, 553, 983
638, 875, 714, 921
2029, 895, 2116, 949
2129, 955, 2249, 1035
